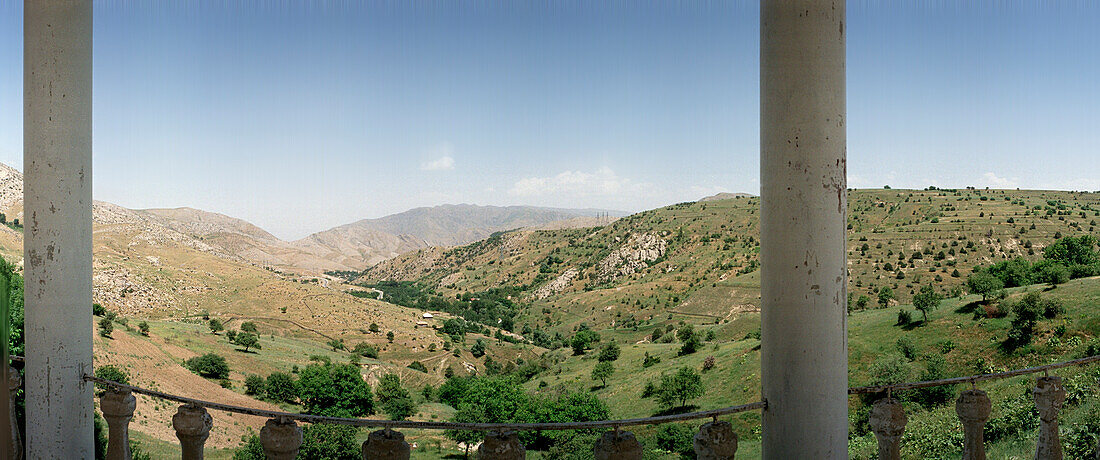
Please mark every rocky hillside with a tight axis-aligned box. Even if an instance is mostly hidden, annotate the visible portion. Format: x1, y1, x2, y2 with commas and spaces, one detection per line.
358, 189, 1100, 337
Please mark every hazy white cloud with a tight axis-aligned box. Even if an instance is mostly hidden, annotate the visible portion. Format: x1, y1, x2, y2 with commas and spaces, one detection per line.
509, 167, 646, 197
420, 143, 455, 171
979, 172, 1018, 188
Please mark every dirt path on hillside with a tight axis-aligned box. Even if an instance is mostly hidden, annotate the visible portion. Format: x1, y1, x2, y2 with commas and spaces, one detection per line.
94, 328, 283, 449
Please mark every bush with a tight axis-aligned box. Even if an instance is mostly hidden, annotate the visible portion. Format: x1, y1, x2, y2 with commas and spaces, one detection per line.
470, 339, 487, 358
92, 303, 105, 316
642, 352, 661, 368
244, 375, 265, 396
895, 337, 919, 361
352, 342, 378, 359
407, 361, 428, 373
376, 374, 416, 421
93, 365, 129, 396
597, 341, 621, 362
701, 356, 716, 373
654, 423, 694, 457
297, 361, 374, 417
208, 318, 223, 334
265, 372, 299, 404
240, 321, 258, 333
184, 354, 230, 380
896, 309, 913, 326
137, 321, 150, 336
98, 317, 114, 338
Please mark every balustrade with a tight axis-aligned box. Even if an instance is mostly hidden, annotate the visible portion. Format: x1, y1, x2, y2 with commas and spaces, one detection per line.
68, 354, 1100, 459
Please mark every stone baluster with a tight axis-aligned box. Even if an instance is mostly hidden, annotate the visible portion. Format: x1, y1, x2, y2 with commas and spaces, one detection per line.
868, 397, 907, 460
478, 431, 525, 460
694, 420, 738, 460
956, 389, 992, 460
172, 404, 212, 460
1034, 376, 1066, 460
7, 366, 22, 460
593, 430, 642, 460
99, 387, 136, 460
260, 417, 302, 460
362, 428, 410, 460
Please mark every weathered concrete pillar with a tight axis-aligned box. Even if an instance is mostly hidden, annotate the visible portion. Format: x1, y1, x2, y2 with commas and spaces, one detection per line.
868, 397, 907, 460
100, 388, 137, 460
956, 389, 992, 460
172, 404, 212, 459
694, 420, 738, 459
1034, 376, 1066, 460
760, 1, 847, 458
6, 366, 22, 460
259, 417, 302, 460
362, 428, 410, 460
478, 431, 525, 460
593, 430, 642, 460
23, 1, 94, 458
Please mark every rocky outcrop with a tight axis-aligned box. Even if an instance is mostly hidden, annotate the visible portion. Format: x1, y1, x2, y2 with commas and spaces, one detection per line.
596, 233, 667, 282
534, 268, 579, 299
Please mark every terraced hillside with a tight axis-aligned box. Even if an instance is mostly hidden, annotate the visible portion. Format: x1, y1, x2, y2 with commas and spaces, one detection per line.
358, 188, 1100, 341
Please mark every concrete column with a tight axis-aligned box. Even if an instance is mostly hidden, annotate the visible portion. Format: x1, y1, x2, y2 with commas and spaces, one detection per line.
956, 389, 992, 460
694, 420, 738, 460
172, 404, 212, 459
99, 388, 137, 460
259, 417, 303, 460
759, 1, 847, 458
1033, 376, 1065, 460
23, 1, 94, 458
362, 428, 410, 460
478, 431, 525, 460
868, 397, 907, 460
592, 430, 642, 460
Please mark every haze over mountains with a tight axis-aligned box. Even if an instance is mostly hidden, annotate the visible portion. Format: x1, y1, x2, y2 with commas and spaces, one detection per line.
0, 162, 626, 273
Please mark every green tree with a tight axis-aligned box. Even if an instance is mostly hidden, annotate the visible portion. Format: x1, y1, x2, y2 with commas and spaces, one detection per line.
657, 367, 705, 410
1035, 263, 1071, 287
912, 284, 943, 323
240, 321, 258, 333
1043, 235, 1098, 266
376, 374, 417, 420
446, 404, 486, 459
677, 325, 702, 355
98, 317, 114, 338
570, 329, 600, 355
265, 372, 299, 404
655, 423, 694, 458
184, 354, 230, 379
591, 361, 614, 387
967, 271, 1004, 302
137, 321, 150, 336
327, 338, 345, 352
1007, 292, 1045, 347
243, 375, 265, 396
597, 341, 620, 362
877, 286, 895, 308
386, 331, 395, 343
856, 295, 870, 310
234, 332, 261, 352
297, 423, 361, 460
470, 339, 487, 358
352, 342, 378, 358
93, 365, 129, 396
208, 318, 224, 335
297, 362, 374, 417
369, 322, 381, 333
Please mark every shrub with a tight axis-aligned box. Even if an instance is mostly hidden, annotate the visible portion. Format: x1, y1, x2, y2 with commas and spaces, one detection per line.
92, 303, 105, 316
93, 365, 129, 395
895, 337, 919, 361
654, 423, 694, 457
137, 321, 150, 336
352, 342, 378, 359
701, 356, 716, 373
240, 321, 258, 333
896, 309, 913, 326
244, 375, 265, 396
265, 372, 299, 404
642, 352, 661, 368
208, 318, 223, 334
470, 339, 487, 358
98, 317, 114, 338
597, 341, 620, 362
184, 353, 230, 380
407, 361, 428, 373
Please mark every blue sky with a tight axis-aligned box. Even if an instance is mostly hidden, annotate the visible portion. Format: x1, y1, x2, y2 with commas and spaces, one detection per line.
1, 2, 1098, 240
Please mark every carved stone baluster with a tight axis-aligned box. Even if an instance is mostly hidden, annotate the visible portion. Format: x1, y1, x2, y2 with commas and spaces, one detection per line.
956, 389, 992, 460
7, 366, 22, 460
100, 387, 137, 460
260, 417, 302, 460
362, 428, 410, 460
478, 430, 525, 460
1034, 376, 1066, 460
694, 420, 738, 460
593, 430, 642, 460
868, 397, 907, 460
172, 404, 212, 460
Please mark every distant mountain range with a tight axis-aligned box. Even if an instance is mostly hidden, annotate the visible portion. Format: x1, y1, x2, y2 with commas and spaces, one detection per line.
0, 162, 626, 272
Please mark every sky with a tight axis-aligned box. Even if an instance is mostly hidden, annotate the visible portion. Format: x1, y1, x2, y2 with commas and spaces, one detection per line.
1, 2, 1098, 240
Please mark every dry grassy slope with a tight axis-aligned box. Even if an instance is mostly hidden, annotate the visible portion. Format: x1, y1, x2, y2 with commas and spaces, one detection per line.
362, 189, 1100, 338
